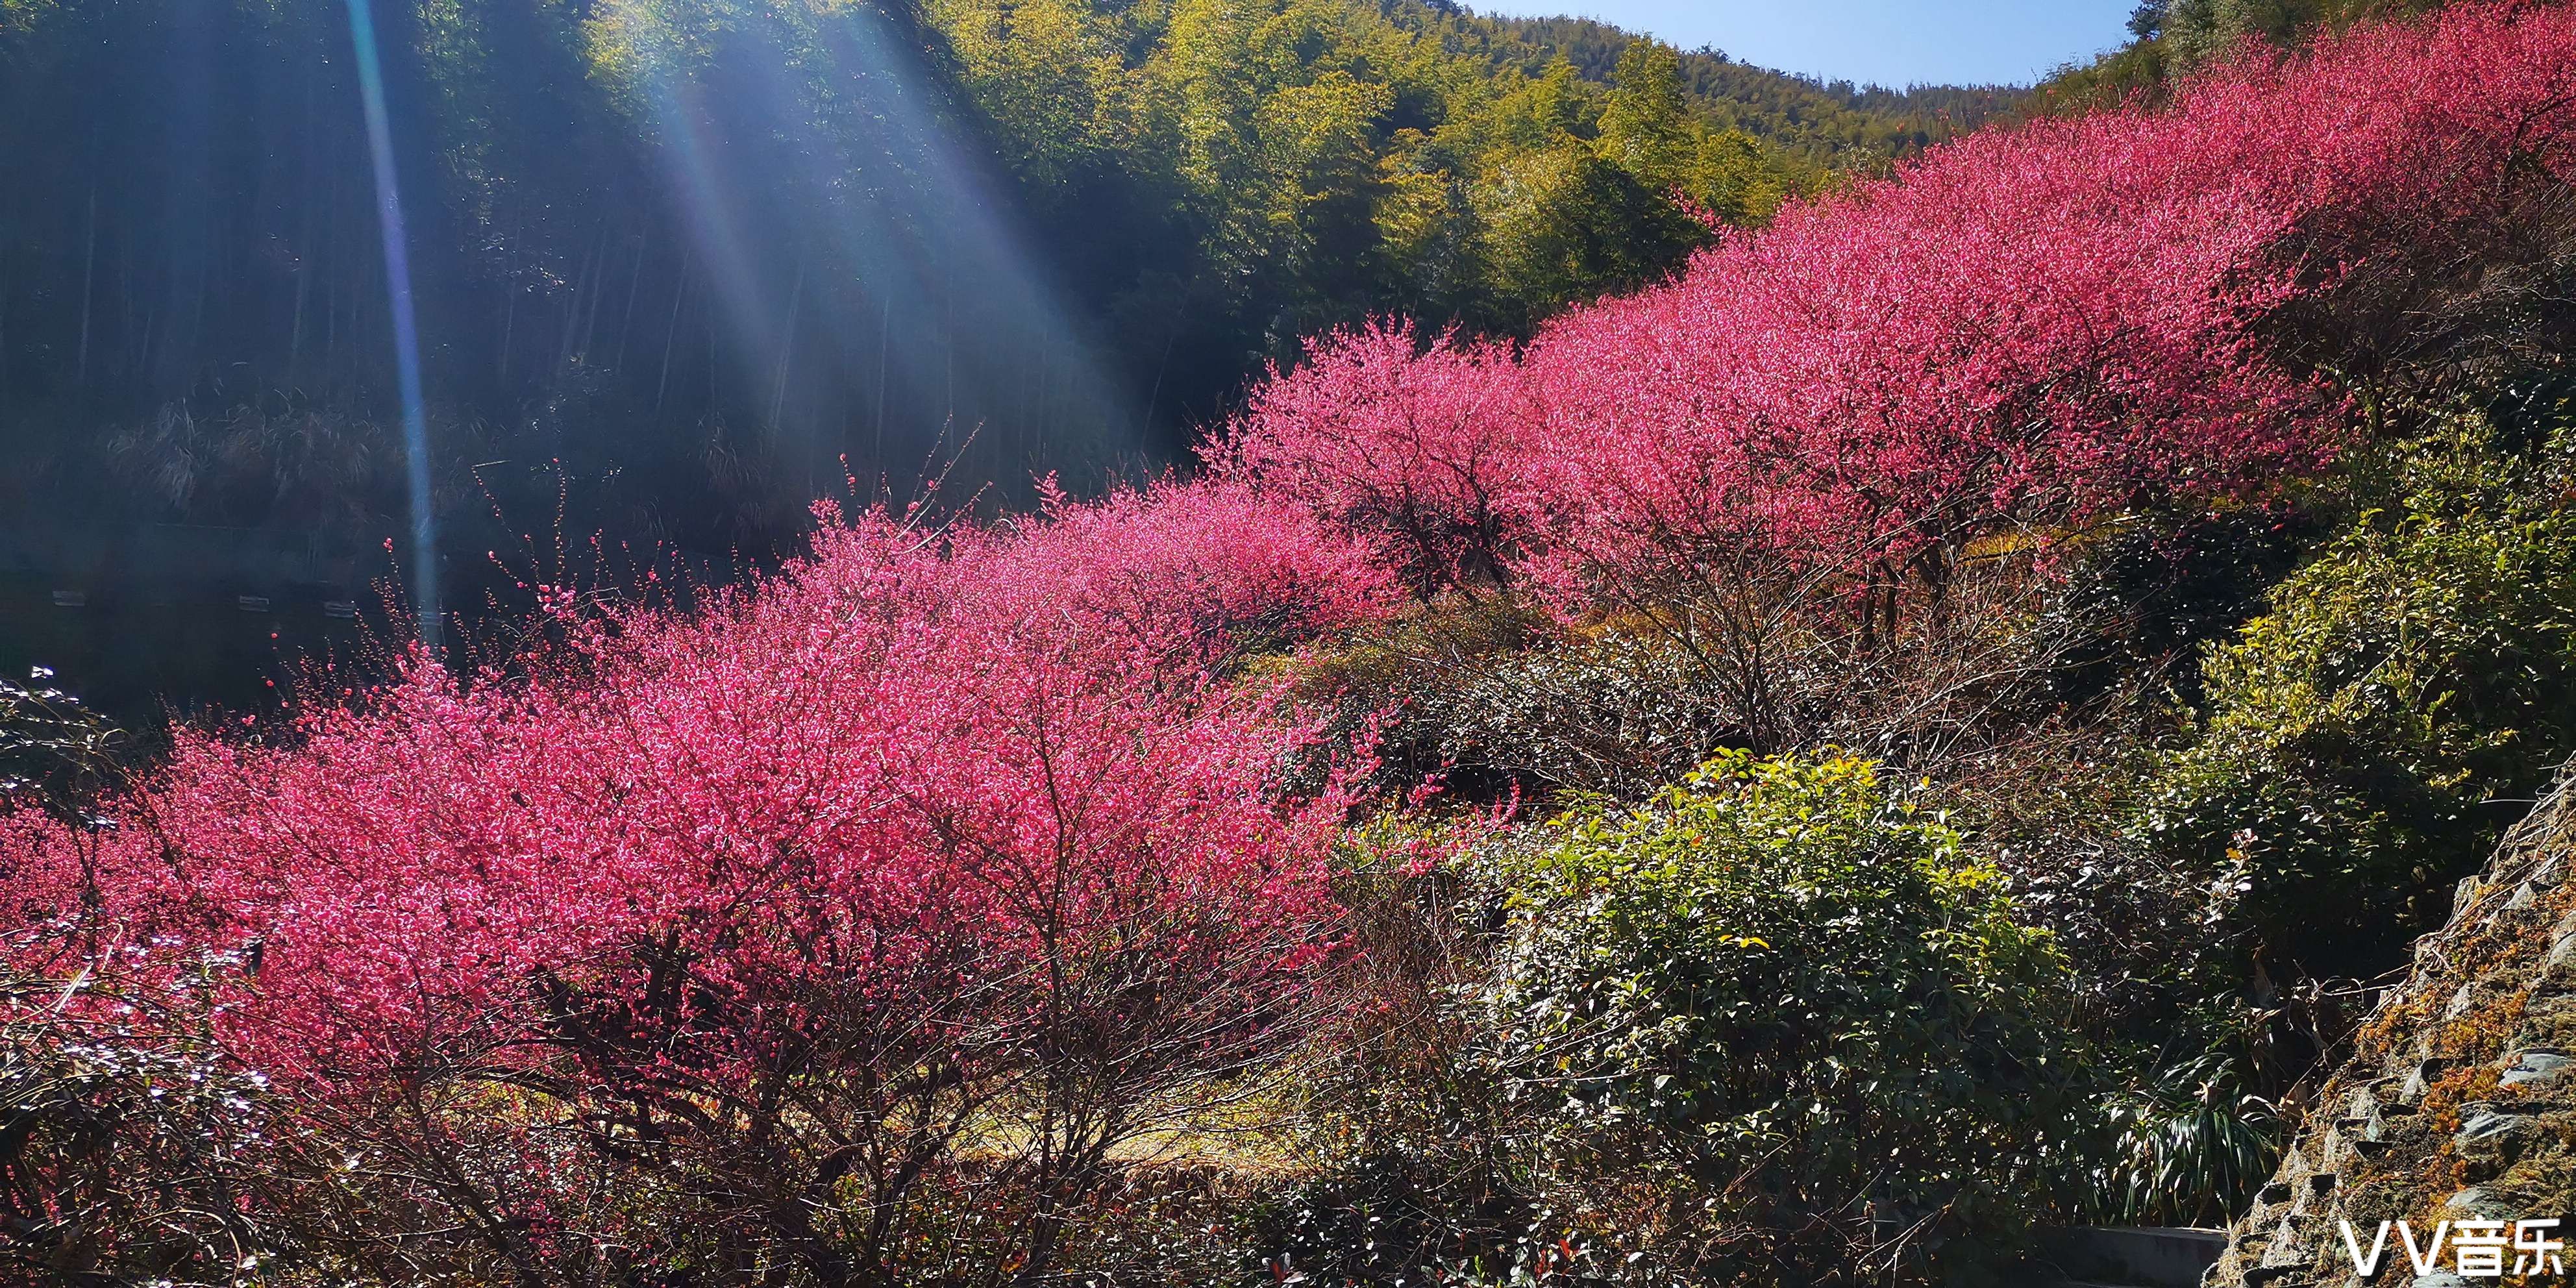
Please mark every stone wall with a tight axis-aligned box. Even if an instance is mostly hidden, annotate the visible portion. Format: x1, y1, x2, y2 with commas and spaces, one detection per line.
2211, 767, 2576, 1287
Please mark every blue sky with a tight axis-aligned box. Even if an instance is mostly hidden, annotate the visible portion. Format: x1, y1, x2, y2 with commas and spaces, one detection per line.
1477, 1, 2140, 88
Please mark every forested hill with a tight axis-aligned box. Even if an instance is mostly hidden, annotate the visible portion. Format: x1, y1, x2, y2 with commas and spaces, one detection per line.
0, 0, 1983, 563
2036, 0, 2455, 110
1431, 12, 2024, 162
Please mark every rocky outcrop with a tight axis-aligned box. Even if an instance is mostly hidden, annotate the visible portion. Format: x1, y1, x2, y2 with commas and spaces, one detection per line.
2211, 767, 2576, 1288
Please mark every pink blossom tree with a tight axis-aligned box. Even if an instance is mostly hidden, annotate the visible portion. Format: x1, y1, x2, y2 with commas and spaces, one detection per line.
1218, 3, 2576, 748
1216, 320, 1542, 599
3, 504, 1367, 1285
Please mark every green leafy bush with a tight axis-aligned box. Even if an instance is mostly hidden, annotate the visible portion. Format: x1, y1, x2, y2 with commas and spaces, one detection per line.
2086, 1044, 2285, 1228
2148, 417, 2576, 979
1486, 752, 2083, 1283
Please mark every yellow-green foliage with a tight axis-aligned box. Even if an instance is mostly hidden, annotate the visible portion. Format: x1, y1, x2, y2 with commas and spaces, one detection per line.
1487, 751, 2081, 1280
0, 0, 52, 36
2148, 416, 2576, 975
0, 0, 58, 62
922, 0, 1801, 330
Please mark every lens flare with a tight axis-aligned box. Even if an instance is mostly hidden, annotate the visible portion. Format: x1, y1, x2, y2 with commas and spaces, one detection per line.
344, 0, 441, 653
588, 0, 1136, 499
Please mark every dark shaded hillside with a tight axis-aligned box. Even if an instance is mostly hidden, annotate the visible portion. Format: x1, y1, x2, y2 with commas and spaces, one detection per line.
0, 0, 1979, 576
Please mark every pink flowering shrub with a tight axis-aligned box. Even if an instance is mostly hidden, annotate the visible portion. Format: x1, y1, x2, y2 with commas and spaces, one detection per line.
1222, 5, 2576, 617
996, 475, 1402, 671
1217, 321, 1541, 597
1, 506, 1363, 1283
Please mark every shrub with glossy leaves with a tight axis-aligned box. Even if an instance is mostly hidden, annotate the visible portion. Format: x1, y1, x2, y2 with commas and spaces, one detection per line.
2148, 412, 2576, 981
0, 946, 282, 1287
1485, 752, 2081, 1283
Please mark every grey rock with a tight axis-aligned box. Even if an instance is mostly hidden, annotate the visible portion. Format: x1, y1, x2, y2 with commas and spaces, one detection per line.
2454, 1102, 2531, 1146
2500, 1048, 2572, 1087
2401, 1058, 2450, 1104
2536, 849, 2568, 885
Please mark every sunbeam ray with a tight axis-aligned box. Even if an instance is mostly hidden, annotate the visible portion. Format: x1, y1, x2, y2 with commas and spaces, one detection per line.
344, 0, 441, 653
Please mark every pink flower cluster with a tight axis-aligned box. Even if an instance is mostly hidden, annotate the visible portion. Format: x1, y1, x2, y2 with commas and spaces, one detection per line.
1221, 3, 2576, 604
1219, 323, 1537, 595
998, 475, 1401, 669
1, 487, 1384, 1094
